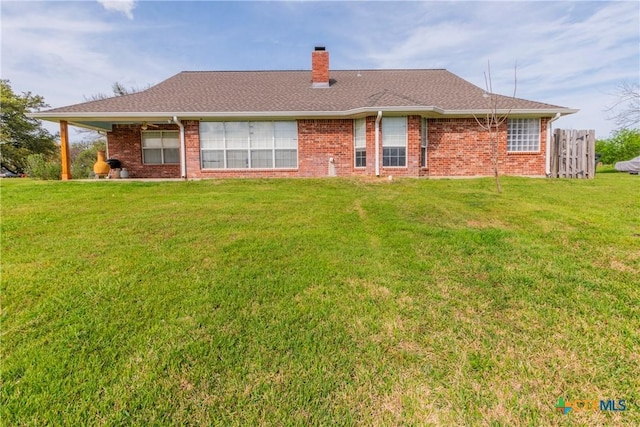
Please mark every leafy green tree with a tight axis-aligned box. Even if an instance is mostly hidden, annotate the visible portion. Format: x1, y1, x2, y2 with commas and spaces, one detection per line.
0, 80, 58, 174
595, 128, 640, 165
71, 139, 106, 178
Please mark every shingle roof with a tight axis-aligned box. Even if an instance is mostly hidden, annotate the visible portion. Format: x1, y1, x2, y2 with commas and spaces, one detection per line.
38, 69, 573, 117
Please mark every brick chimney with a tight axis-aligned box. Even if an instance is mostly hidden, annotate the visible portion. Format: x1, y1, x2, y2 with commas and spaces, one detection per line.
311, 46, 330, 88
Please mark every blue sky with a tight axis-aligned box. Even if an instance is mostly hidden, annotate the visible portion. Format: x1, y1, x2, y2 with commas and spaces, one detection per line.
2, 0, 638, 141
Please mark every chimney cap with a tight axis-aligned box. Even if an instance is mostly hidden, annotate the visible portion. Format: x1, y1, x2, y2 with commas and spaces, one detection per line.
314, 46, 326, 51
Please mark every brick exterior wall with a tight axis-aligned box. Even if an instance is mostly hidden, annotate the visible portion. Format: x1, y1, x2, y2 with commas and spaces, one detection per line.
106, 116, 549, 179
106, 124, 181, 178
298, 119, 355, 177
505, 117, 548, 176
184, 120, 201, 179
426, 117, 548, 177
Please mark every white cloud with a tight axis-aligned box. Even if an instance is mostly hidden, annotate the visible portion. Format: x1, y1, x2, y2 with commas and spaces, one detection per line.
0, 1, 168, 139
1, 0, 636, 142
97, 0, 136, 20
350, 1, 639, 138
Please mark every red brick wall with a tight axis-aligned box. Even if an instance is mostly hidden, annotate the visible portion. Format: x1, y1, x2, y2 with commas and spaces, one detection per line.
184, 120, 201, 179
107, 124, 181, 178
107, 117, 549, 179
298, 119, 356, 177
505, 117, 548, 176
426, 117, 548, 177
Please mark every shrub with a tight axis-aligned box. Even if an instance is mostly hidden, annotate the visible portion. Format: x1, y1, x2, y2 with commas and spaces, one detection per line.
24, 153, 61, 180
595, 128, 640, 165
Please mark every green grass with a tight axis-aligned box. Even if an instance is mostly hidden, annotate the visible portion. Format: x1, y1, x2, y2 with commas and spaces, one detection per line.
1, 174, 639, 426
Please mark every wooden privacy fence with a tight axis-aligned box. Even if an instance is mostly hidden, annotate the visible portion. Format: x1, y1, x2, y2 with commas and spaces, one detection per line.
550, 129, 596, 179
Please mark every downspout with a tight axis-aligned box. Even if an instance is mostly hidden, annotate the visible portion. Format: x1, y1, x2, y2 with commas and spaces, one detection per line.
545, 113, 561, 177
375, 110, 382, 176
173, 116, 186, 179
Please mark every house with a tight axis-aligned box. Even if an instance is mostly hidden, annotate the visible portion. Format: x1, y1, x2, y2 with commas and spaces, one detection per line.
32, 47, 577, 180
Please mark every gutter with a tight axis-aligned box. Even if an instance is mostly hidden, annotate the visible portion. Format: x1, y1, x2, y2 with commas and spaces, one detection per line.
173, 116, 187, 179
28, 107, 579, 122
545, 113, 561, 177
375, 111, 382, 177
27, 107, 443, 121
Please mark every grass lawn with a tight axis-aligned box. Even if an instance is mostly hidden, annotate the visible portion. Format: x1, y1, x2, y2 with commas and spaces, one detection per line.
1, 173, 638, 425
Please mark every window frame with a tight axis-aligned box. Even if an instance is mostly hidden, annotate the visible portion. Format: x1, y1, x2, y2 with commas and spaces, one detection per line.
507, 118, 541, 153
421, 118, 428, 168
382, 116, 407, 168
141, 130, 180, 165
354, 118, 366, 168
200, 121, 298, 170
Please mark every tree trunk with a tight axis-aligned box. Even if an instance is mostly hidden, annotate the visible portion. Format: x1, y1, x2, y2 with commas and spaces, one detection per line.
493, 165, 502, 193
491, 132, 502, 194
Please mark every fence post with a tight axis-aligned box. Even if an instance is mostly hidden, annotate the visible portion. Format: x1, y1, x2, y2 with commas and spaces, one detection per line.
587, 130, 596, 178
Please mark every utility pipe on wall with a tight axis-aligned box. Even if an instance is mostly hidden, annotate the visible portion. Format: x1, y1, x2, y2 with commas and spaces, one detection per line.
375, 110, 382, 176
545, 113, 561, 177
173, 116, 186, 179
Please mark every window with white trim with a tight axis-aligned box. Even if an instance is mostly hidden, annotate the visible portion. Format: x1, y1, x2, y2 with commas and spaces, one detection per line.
142, 131, 180, 164
507, 118, 540, 152
421, 118, 428, 168
354, 118, 366, 168
382, 116, 407, 167
200, 121, 298, 169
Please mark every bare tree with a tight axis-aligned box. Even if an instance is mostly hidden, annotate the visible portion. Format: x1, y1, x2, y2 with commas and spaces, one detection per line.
473, 61, 517, 194
76, 82, 149, 141
605, 80, 640, 129
83, 81, 147, 102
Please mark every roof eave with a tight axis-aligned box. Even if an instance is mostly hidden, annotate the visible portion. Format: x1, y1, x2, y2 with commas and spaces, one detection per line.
445, 108, 579, 117
28, 107, 578, 125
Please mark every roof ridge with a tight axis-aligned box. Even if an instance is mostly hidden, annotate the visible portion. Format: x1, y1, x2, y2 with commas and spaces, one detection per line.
178, 68, 449, 74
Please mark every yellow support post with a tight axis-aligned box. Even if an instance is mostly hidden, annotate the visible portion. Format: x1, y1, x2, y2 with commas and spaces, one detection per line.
60, 120, 71, 180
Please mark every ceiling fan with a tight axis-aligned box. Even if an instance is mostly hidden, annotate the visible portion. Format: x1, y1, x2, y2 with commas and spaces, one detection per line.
140, 122, 159, 131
